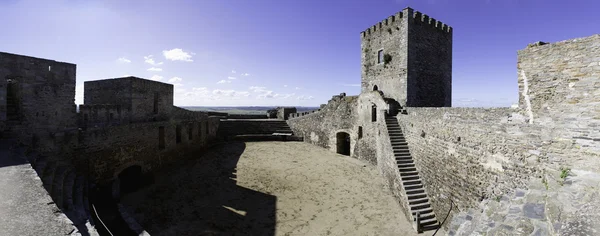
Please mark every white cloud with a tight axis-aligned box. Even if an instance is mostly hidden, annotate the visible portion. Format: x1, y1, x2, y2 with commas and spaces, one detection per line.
342, 83, 360, 87
168, 77, 183, 83
295, 87, 302, 90
297, 95, 314, 100
217, 80, 231, 84
117, 57, 131, 63
163, 48, 194, 62
193, 87, 208, 91
249, 86, 267, 93
212, 89, 249, 98
258, 91, 276, 99
149, 75, 163, 81
231, 70, 236, 73
275, 93, 295, 99
283, 85, 288, 88
147, 67, 163, 72
241, 73, 250, 76
173, 83, 184, 87
144, 55, 163, 66
175, 88, 187, 93
228, 76, 237, 80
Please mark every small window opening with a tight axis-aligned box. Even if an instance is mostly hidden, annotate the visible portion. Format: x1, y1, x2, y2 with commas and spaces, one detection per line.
176, 125, 182, 144
373, 85, 378, 91
377, 50, 384, 64
371, 105, 377, 122
358, 126, 363, 139
48, 66, 51, 71
158, 126, 165, 150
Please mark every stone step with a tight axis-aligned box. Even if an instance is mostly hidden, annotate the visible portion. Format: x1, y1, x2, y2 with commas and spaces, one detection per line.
404, 183, 424, 191
420, 218, 438, 227
63, 171, 75, 211
395, 156, 412, 161
398, 163, 415, 168
403, 179, 422, 186
397, 159, 414, 164
409, 197, 428, 205
418, 212, 436, 221
388, 130, 403, 134
394, 150, 410, 155
402, 175, 420, 181
390, 142, 408, 146
411, 207, 433, 216
390, 138, 406, 141
410, 202, 431, 211
398, 167, 417, 172
421, 224, 440, 232
394, 154, 411, 158
392, 146, 409, 151
400, 171, 419, 177
406, 189, 425, 196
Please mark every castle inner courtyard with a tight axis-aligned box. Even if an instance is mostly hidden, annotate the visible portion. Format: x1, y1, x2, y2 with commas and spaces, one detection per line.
120, 141, 419, 235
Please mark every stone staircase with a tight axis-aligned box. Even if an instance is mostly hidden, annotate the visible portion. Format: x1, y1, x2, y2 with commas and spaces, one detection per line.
385, 113, 440, 232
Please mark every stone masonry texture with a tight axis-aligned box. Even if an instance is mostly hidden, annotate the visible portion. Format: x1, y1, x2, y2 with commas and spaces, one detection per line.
361, 7, 452, 107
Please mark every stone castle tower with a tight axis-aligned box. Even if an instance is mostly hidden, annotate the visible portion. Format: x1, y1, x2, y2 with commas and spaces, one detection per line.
360, 7, 453, 107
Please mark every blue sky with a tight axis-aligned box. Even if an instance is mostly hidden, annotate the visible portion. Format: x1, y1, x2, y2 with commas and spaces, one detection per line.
1, 0, 599, 107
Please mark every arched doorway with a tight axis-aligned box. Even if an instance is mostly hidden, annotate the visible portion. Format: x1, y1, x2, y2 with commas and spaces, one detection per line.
118, 165, 142, 195
336, 132, 351, 156
373, 85, 378, 91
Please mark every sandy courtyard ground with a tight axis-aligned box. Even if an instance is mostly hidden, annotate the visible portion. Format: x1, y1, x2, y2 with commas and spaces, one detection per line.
121, 141, 421, 236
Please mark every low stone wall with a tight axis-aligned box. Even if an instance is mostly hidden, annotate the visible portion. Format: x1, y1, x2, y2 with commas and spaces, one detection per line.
227, 114, 268, 119
217, 120, 291, 137
78, 117, 219, 184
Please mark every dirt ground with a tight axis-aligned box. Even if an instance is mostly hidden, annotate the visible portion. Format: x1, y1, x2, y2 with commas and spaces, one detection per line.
120, 141, 423, 236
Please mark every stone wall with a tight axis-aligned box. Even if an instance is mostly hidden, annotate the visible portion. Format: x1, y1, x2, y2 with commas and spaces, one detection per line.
79, 104, 129, 128
517, 34, 600, 172
84, 77, 173, 123
361, 9, 409, 105
0, 52, 78, 145
78, 115, 219, 184
406, 11, 452, 107
360, 7, 452, 107
397, 107, 559, 228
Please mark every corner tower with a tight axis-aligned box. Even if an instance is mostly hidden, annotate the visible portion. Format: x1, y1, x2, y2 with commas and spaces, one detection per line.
360, 7, 452, 107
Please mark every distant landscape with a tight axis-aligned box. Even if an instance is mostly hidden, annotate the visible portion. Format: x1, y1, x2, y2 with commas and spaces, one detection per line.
183, 106, 320, 115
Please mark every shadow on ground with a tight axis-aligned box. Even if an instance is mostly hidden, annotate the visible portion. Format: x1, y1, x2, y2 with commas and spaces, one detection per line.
121, 141, 277, 236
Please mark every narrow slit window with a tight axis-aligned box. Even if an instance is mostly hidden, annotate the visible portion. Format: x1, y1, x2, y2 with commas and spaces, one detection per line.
158, 126, 165, 150
377, 50, 384, 64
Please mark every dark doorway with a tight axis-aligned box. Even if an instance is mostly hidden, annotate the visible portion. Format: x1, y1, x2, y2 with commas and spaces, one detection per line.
176, 124, 182, 144
118, 165, 142, 195
6, 79, 20, 121
373, 85, 378, 91
336, 132, 351, 156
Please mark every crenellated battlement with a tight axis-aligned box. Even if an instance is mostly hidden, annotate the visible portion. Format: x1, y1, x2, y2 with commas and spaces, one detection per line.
360, 7, 451, 38
411, 10, 452, 34
361, 11, 404, 38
